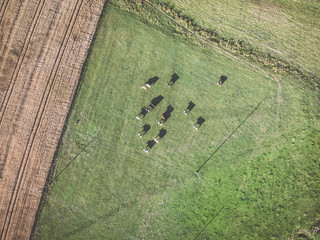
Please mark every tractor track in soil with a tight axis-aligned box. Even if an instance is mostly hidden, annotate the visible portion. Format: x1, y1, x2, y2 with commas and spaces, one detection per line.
0, 0, 106, 239
1, 0, 83, 237
0, 0, 46, 124
0, 0, 10, 24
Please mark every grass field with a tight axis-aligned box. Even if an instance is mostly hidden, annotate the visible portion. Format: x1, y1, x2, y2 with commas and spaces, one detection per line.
34, 2, 320, 240
138, 0, 320, 77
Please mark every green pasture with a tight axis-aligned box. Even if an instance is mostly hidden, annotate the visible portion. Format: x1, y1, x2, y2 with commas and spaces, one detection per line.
34, 3, 320, 240
141, 0, 320, 76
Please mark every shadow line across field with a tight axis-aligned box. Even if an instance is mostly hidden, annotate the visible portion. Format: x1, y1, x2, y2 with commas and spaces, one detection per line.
196, 98, 265, 174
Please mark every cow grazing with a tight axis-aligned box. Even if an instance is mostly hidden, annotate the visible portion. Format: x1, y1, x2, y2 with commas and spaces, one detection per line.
138, 124, 151, 138
217, 75, 227, 86
136, 106, 150, 120
149, 95, 164, 109
141, 76, 159, 90
154, 128, 167, 142
193, 117, 205, 130
184, 101, 195, 115
157, 105, 174, 125
143, 139, 157, 153
167, 73, 179, 87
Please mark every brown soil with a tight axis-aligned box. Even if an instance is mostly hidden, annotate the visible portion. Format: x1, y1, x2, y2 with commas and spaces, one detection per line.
0, 0, 106, 239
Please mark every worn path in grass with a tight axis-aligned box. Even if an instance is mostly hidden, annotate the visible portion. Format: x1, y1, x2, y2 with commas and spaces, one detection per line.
34, 4, 320, 240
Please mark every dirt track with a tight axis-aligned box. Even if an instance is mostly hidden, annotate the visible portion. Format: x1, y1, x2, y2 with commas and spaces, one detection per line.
0, 0, 106, 239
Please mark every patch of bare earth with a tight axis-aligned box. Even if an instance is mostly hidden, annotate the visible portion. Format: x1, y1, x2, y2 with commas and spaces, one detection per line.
0, 0, 106, 239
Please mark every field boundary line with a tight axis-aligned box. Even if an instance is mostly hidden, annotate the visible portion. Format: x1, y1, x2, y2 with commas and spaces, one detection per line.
29, 1, 109, 238
141, 0, 234, 58
0, 0, 46, 126
141, 0, 314, 95
0, 0, 85, 238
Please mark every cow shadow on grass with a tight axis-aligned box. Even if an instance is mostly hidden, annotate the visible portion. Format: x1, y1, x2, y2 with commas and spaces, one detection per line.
143, 139, 157, 152
167, 73, 179, 87
141, 76, 159, 89
158, 105, 174, 125
136, 106, 150, 120
146, 76, 159, 86
138, 124, 151, 138
147, 140, 156, 149
154, 128, 167, 143
217, 75, 227, 86
149, 95, 164, 109
158, 128, 167, 139
184, 101, 195, 115
193, 117, 205, 130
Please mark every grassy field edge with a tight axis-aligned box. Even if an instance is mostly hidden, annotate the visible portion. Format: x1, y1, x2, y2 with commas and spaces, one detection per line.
29, 1, 110, 238
113, 0, 320, 92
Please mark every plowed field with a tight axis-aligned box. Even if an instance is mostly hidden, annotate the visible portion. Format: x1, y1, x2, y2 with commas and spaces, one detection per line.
0, 0, 105, 239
